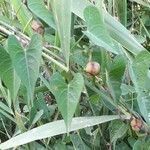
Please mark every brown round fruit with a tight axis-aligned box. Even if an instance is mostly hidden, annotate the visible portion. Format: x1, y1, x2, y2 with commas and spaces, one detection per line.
85, 61, 100, 76
31, 20, 44, 35
130, 117, 143, 132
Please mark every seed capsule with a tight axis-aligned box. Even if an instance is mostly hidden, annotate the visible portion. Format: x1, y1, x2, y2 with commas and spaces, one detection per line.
130, 117, 142, 132
31, 20, 44, 35
85, 61, 100, 76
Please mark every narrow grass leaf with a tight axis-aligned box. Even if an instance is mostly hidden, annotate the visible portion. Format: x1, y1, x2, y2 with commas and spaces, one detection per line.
11, 0, 33, 35
115, 0, 127, 26
52, 0, 72, 68
0, 102, 13, 115
0, 115, 125, 149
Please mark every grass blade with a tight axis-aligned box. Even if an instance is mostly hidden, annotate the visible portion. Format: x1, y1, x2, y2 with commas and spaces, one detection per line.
0, 115, 128, 149
11, 0, 33, 35
52, 0, 72, 68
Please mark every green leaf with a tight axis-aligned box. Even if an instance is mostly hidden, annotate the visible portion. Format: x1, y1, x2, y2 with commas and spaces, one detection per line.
129, 51, 150, 124
41, 73, 84, 129
52, 0, 72, 68
27, 0, 56, 29
11, 0, 33, 35
54, 142, 68, 150
110, 120, 128, 143
0, 109, 15, 123
0, 115, 124, 149
106, 56, 126, 102
71, 0, 145, 55
104, 12, 144, 55
0, 101, 13, 115
0, 15, 22, 29
35, 93, 50, 119
121, 84, 135, 95
115, 0, 127, 26
31, 110, 43, 126
70, 134, 90, 150
0, 45, 20, 100
7, 34, 42, 106
133, 139, 150, 150
116, 141, 130, 150
83, 6, 119, 54
85, 79, 117, 112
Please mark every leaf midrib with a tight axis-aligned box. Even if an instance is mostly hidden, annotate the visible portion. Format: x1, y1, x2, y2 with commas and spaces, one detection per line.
24, 50, 32, 98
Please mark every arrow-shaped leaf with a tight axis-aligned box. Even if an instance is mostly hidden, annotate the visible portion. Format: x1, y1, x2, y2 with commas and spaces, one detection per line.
41, 73, 84, 129
7, 34, 42, 106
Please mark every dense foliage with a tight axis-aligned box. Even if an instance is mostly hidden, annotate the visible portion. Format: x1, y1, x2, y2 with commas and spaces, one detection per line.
0, 0, 150, 149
